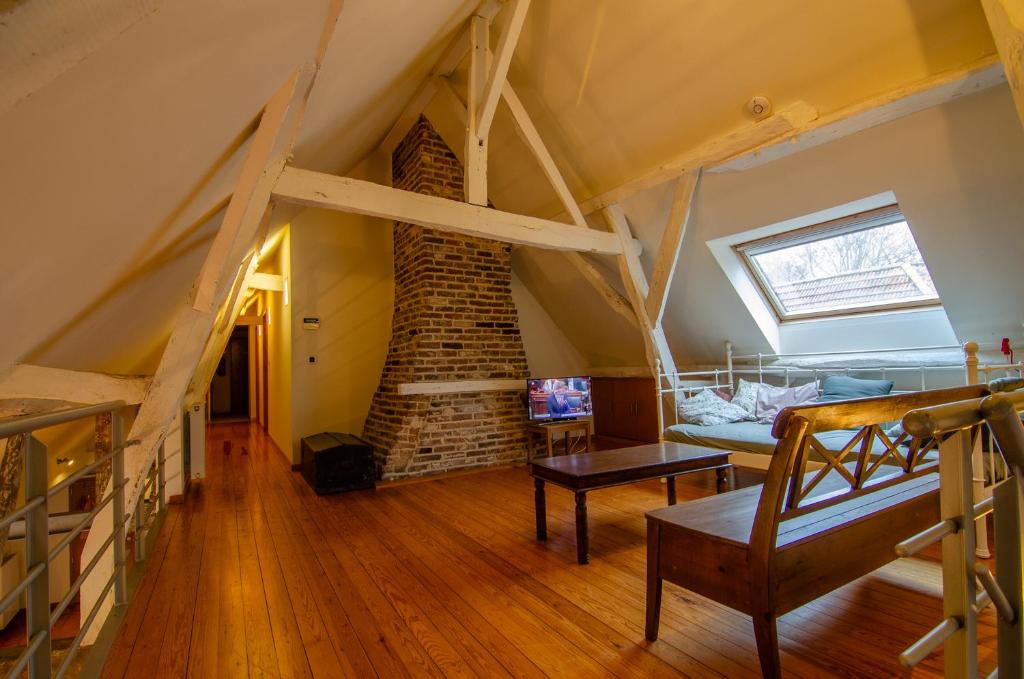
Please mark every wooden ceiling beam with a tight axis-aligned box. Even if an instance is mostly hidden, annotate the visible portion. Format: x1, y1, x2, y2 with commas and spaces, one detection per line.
980, 2, 1024, 129
645, 169, 700, 327
602, 204, 672, 377
249, 271, 285, 292
187, 249, 262, 402
714, 57, 1005, 172
572, 101, 818, 216
476, 0, 531, 141
502, 81, 587, 228
272, 166, 623, 255
0, 364, 150, 406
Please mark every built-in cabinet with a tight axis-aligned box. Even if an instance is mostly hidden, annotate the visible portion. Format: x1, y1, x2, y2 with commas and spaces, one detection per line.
591, 377, 659, 443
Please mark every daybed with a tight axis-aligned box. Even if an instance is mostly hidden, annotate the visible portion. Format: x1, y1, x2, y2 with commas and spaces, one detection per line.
657, 340, 1024, 557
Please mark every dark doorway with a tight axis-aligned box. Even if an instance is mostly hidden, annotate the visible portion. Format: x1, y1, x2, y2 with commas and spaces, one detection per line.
210, 326, 250, 422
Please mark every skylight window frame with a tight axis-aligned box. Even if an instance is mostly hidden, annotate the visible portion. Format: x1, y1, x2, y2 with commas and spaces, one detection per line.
733, 205, 942, 322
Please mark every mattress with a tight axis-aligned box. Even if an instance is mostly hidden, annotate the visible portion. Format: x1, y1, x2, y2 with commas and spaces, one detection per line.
663, 421, 906, 460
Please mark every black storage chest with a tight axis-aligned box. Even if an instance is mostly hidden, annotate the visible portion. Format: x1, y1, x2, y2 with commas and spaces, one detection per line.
300, 432, 375, 495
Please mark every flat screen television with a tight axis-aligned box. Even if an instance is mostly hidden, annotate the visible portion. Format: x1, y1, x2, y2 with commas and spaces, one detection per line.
527, 376, 593, 421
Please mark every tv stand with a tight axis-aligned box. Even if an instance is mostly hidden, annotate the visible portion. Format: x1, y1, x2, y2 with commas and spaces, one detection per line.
526, 418, 593, 460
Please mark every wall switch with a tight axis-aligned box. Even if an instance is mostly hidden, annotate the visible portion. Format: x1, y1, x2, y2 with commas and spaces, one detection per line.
308, 355, 317, 364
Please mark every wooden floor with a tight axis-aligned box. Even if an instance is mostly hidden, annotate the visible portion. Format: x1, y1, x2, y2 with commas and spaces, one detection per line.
100, 422, 998, 678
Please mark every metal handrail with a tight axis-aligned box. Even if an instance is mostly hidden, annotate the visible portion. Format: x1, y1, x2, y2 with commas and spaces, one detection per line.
49, 514, 124, 628
6, 632, 49, 679
0, 399, 169, 679
731, 344, 964, 361
46, 440, 136, 500
0, 496, 46, 534
0, 563, 45, 617
0, 400, 126, 438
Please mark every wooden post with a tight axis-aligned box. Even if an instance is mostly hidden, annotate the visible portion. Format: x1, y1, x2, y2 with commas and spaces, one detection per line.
937, 428, 979, 678
980, 0, 1024, 129
465, 14, 489, 206
963, 341, 991, 558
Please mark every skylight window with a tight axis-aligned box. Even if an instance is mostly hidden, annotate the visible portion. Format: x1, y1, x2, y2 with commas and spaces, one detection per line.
735, 205, 940, 321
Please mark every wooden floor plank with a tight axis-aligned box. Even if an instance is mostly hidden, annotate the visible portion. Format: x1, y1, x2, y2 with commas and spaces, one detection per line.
99, 504, 183, 679
101, 423, 1000, 678
287, 478, 506, 678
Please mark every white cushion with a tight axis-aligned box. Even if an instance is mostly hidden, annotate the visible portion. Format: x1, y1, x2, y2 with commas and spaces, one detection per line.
678, 389, 752, 426
754, 382, 820, 424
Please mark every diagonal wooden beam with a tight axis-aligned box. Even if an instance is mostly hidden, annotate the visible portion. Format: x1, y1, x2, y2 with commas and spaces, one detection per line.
645, 169, 700, 326
123, 73, 299, 502
564, 252, 638, 328
272, 167, 623, 255
570, 101, 818, 216
500, 81, 639, 327
980, 2, 1024, 129
476, 0, 531, 140
124, 0, 346, 506
502, 81, 587, 228
186, 251, 261, 403
602, 204, 664, 375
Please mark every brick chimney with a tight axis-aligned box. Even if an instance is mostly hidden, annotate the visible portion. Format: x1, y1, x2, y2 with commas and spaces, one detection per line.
362, 116, 529, 479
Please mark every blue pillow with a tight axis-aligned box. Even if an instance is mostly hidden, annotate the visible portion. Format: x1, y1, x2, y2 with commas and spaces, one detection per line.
818, 375, 894, 402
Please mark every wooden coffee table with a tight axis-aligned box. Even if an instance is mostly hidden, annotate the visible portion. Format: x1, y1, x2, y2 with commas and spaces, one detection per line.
529, 442, 733, 564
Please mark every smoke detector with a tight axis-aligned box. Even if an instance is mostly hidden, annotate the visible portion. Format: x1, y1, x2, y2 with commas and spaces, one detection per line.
747, 96, 772, 119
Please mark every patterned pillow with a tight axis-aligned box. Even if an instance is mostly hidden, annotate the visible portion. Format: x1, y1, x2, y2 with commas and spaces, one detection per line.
678, 389, 751, 426
731, 379, 761, 418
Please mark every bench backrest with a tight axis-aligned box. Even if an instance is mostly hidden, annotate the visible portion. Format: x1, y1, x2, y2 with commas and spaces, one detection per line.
749, 385, 990, 563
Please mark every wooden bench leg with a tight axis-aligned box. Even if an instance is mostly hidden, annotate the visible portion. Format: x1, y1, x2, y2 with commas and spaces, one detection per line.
752, 608, 782, 679
666, 476, 677, 505
575, 491, 589, 564
645, 520, 662, 641
534, 478, 547, 541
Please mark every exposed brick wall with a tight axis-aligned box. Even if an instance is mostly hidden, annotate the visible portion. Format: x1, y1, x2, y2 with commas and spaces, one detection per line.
362, 116, 529, 479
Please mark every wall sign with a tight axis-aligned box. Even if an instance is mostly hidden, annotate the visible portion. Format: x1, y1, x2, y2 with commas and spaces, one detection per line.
303, 317, 321, 330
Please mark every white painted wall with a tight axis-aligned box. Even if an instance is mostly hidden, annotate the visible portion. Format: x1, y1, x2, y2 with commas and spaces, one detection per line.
287, 201, 394, 460
511, 272, 588, 377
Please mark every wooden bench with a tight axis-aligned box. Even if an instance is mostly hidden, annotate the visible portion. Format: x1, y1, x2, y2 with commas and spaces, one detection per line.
644, 385, 990, 679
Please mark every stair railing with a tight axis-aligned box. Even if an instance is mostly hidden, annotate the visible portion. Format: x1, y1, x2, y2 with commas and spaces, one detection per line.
896, 385, 1024, 678
0, 401, 132, 679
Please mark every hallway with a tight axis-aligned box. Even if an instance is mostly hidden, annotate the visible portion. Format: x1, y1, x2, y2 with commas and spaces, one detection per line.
99, 423, 995, 678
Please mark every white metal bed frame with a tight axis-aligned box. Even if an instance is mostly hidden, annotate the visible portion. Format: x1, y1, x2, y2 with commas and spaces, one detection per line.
655, 340, 1024, 558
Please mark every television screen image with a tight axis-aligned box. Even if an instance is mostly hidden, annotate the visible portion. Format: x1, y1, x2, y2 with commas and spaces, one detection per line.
527, 377, 593, 421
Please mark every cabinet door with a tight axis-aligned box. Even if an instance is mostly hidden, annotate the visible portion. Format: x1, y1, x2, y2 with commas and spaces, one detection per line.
592, 377, 659, 442
592, 378, 621, 438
